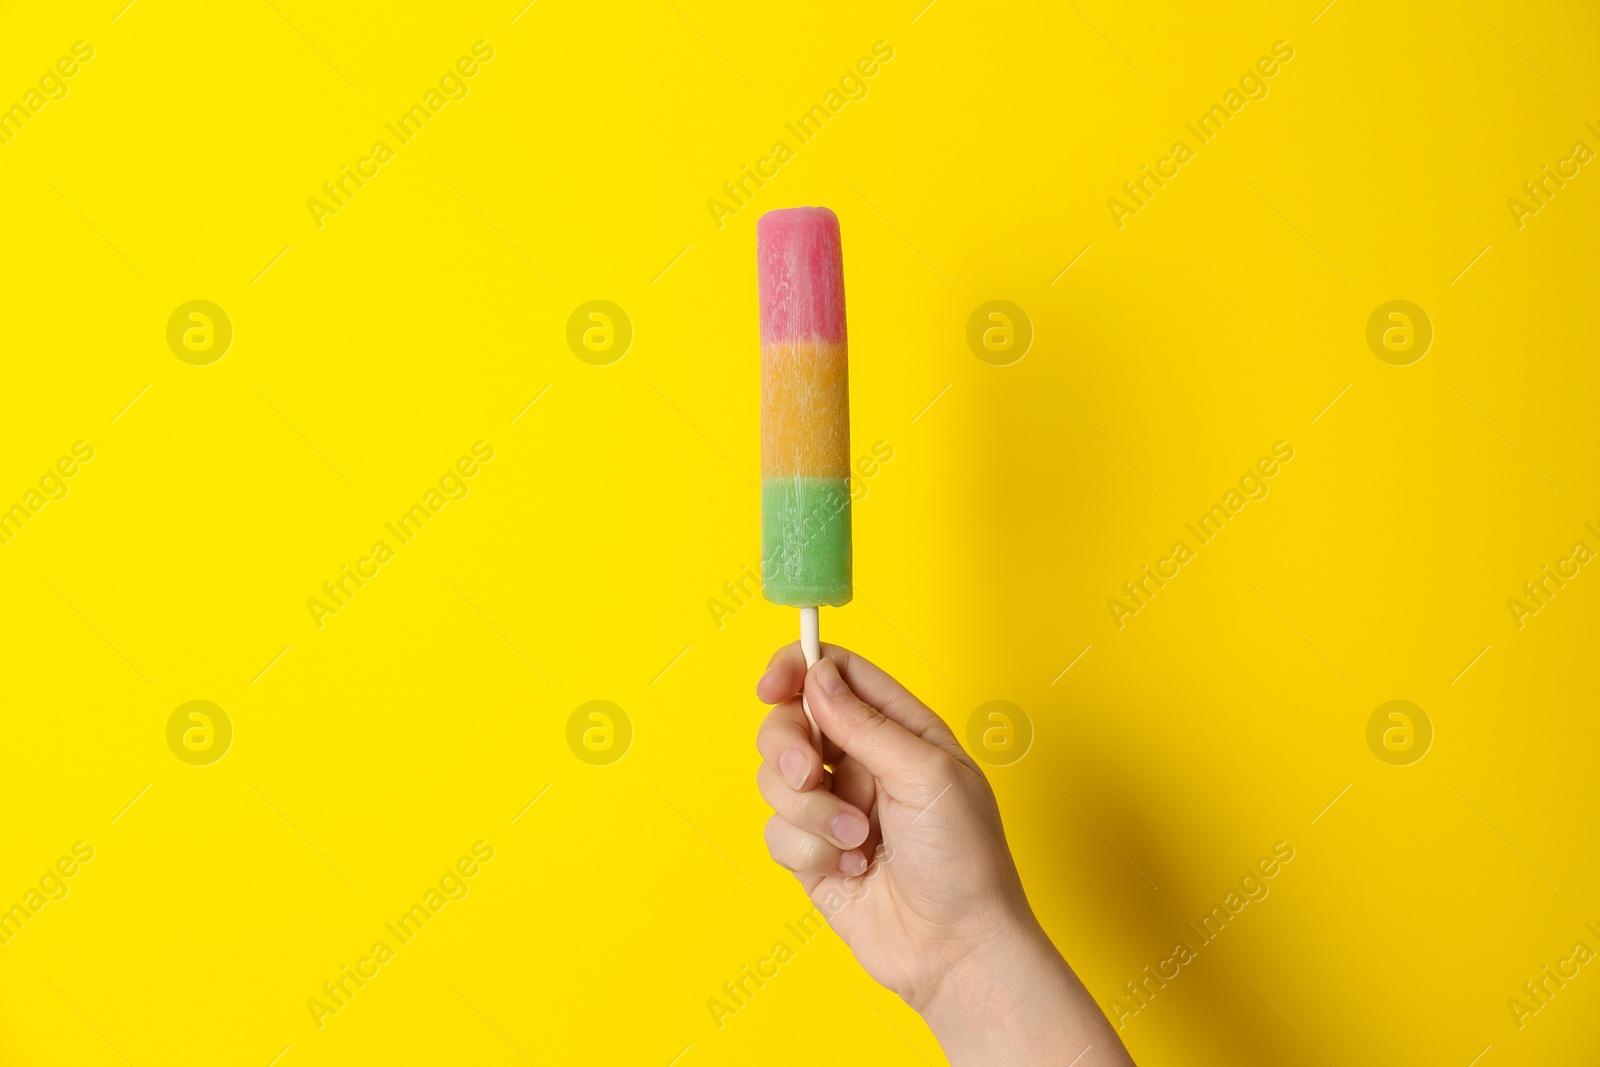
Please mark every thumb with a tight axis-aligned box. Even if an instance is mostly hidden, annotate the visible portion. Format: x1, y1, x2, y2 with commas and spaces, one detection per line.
807, 658, 942, 793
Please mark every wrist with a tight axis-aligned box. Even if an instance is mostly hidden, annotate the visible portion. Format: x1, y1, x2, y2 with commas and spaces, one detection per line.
916, 910, 1086, 1065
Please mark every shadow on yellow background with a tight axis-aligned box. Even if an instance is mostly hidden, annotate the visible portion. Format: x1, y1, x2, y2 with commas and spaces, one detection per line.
1, 1, 1597, 1064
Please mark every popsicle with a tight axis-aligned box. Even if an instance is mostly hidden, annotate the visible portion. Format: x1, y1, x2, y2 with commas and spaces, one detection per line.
759, 206, 851, 749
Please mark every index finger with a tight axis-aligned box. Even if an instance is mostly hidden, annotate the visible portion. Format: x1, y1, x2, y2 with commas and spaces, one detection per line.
757, 696, 845, 771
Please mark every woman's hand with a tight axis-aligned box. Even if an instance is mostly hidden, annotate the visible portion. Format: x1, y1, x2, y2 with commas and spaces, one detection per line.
755, 642, 1135, 1066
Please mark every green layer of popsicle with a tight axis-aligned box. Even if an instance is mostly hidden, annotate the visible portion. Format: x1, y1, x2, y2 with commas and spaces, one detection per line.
761, 477, 852, 606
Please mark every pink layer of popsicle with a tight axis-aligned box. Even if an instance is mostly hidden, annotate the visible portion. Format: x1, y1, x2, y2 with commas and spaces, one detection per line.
757, 207, 847, 346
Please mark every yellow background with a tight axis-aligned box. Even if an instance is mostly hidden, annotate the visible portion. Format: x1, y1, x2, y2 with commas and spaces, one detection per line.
2, 0, 1597, 1063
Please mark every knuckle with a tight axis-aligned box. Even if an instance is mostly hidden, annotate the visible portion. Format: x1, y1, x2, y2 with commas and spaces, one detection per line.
798, 833, 833, 870
756, 763, 787, 808
791, 785, 832, 828
756, 712, 790, 753
846, 695, 888, 730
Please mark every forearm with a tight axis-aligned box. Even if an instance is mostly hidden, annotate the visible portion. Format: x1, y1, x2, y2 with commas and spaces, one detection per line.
919, 915, 1134, 1067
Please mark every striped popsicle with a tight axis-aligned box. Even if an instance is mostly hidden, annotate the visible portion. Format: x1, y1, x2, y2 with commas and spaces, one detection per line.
758, 206, 852, 609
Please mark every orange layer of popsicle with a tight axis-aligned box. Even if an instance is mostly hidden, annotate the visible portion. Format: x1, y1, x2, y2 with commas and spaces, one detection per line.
761, 339, 849, 478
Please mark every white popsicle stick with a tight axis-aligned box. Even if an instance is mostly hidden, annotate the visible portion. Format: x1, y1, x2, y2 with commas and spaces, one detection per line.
799, 605, 824, 756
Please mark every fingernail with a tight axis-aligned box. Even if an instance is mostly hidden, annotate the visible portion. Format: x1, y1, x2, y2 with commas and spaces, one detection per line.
815, 658, 846, 697
831, 811, 868, 847
840, 850, 868, 875
778, 748, 809, 790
